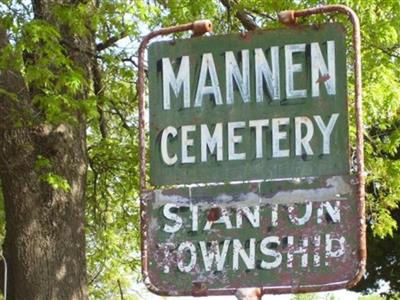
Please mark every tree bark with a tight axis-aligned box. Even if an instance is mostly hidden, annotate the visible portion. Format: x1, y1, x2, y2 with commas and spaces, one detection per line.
0, 0, 93, 298
0, 122, 89, 300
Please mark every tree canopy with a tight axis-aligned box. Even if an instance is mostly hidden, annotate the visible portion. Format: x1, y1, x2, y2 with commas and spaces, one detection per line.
0, 0, 400, 299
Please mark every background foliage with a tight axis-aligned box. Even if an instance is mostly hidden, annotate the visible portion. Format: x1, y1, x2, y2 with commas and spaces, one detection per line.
1, 0, 400, 298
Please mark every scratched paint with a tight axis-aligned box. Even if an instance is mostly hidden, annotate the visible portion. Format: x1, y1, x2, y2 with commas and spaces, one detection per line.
148, 23, 349, 185
143, 175, 361, 296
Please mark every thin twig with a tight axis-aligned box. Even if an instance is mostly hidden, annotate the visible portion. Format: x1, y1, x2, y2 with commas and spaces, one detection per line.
110, 100, 133, 132
246, 8, 276, 21
88, 264, 104, 285
117, 279, 124, 300
97, 32, 127, 51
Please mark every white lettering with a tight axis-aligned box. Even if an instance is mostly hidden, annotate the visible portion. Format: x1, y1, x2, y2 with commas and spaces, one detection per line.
313, 235, 321, 267
317, 201, 341, 224
201, 123, 223, 162
236, 206, 260, 228
162, 56, 190, 109
272, 118, 290, 158
163, 203, 183, 233
311, 41, 336, 97
177, 241, 197, 272
181, 125, 196, 163
233, 238, 255, 270
194, 53, 223, 107
200, 240, 231, 271
191, 204, 198, 232
285, 44, 307, 98
287, 236, 309, 268
255, 47, 280, 102
295, 116, 314, 156
249, 119, 269, 158
260, 236, 282, 269
314, 114, 339, 154
161, 126, 177, 165
226, 50, 250, 104
288, 202, 313, 226
325, 234, 345, 266
228, 121, 246, 160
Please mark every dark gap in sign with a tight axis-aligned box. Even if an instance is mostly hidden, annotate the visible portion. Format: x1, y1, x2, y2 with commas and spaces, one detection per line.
282, 236, 289, 249
326, 212, 334, 223
256, 260, 262, 269
178, 206, 189, 213
213, 270, 221, 275
269, 242, 278, 250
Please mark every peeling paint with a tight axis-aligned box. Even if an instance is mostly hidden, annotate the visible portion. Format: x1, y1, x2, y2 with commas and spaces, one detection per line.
144, 175, 360, 295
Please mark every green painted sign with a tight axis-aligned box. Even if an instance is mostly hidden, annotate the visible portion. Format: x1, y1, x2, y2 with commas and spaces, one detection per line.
149, 23, 349, 186
143, 175, 361, 295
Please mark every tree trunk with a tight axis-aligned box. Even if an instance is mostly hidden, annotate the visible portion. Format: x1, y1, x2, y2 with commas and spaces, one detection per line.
0, 0, 93, 298
0, 123, 88, 300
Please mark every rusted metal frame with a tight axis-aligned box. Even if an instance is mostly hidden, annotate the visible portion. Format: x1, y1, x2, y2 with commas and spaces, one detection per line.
138, 7, 364, 297
277, 4, 366, 291
136, 20, 213, 292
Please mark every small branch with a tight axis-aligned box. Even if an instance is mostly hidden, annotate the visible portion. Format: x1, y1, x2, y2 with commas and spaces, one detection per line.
88, 264, 104, 285
235, 11, 258, 30
219, 0, 259, 31
60, 40, 97, 58
97, 32, 127, 51
122, 56, 148, 79
92, 59, 108, 139
122, 56, 141, 70
246, 8, 276, 21
376, 45, 400, 58
110, 100, 133, 132
366, 40, 400, 59
117, 279, 124, 300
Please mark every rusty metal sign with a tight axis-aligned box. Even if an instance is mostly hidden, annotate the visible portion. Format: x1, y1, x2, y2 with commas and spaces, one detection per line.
138, 5, 366, 297
142, 175, 361, 296
148, 23, 349, 186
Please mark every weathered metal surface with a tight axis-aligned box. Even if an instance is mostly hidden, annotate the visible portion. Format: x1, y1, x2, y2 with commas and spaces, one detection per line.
142, 175, 361, 296
278, 5, 366, 288
139, 6, 366, 297
136, 21, 213, 293
137, 20, 213, 194
148, 23, 349, 186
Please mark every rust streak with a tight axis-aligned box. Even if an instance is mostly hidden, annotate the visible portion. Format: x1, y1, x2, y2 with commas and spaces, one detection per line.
207, 207, 221, 221
316, 74, 331, 84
